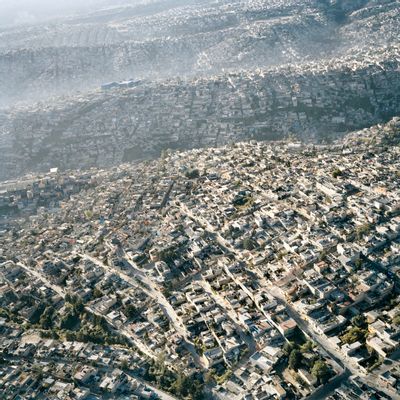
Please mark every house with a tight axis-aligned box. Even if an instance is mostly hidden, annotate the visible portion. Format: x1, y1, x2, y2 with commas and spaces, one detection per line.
298, 368, 317, 387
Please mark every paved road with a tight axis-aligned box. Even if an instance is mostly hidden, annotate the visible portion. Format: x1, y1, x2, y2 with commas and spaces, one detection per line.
267, 285, 346, 372
17, 261, 65, 297
5, 353, 179, 400
305, 369, 351, 400
177, 205, 400, 399
123, 252, 207, 369
17, 260, 156, 360
197, 277, 257, 355
81, 252, 206, 369
126, 371, 180, 400
267, 285, 400, 399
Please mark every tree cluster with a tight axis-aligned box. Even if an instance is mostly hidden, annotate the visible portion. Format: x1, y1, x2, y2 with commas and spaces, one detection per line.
185, 169, 200, 179
283, 340, 332, 383
144, 357, 205, 400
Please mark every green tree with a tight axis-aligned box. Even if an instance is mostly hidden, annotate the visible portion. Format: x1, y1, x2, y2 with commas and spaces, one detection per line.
39, 313, 52, 330
185, 169, 200, 179
311, 360, 331, 384
124, 304, 140, 320
39, 306, 55, 330
393, 315, 400, 326
120, 359, 129, 370
171, 372, 185, 396
351, 315, 367, 329
354, 258, 363, 269
92, 287, 103, 299
204, 369, 215, 384
355, 223, 372, 240
60, 312, 79, 330
288, 349, 302, 370
73, 299, 85, 315
93, 315, 108, 330
158, 247, 178, 264
190, 380, 205, 400
216, 369, 232, 385
318, 251, 327, 262
283, 341, 294, 356
332, 168, 343, 178
65, 331, 76, 341
242, 237, 256, 250
341, 326, 367, 344
300, 340, 314, 352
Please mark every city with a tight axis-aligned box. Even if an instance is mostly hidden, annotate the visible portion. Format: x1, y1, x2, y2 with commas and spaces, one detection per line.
1, 118, 399, 399
0, 0, 400, 399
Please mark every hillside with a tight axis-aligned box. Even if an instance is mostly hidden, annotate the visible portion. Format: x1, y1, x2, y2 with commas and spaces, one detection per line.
1, 45, 399, 180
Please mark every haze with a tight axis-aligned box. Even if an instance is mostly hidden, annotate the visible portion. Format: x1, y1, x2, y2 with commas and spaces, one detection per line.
0, 0, 132, 26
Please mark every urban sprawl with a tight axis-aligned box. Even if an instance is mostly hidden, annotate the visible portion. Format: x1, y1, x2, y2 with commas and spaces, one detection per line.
1, 118, 399, 399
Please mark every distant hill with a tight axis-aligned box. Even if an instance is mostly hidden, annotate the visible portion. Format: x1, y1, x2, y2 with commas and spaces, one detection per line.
0, 0, 398, 106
